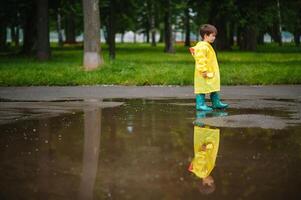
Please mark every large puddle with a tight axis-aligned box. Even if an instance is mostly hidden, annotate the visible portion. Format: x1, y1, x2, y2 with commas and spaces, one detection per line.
0, 99, 301, 200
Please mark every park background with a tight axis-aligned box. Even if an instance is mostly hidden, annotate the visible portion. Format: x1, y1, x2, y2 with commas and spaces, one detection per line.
0, 0, 300, 86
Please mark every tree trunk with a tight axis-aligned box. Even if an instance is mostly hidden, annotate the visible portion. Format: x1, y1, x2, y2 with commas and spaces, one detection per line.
215, 20, 230, 50
159, 28, 163, 43
276, 0, 282, 46
133, 31, 136, 43
257, 31, 264, 45
108, 0, 116, 60
270, 22, 282, 45
145, 0, 151, 44
10, 26, 16, 46
103, 26, 108, 44
197, 31, 200, 41
121, 33, 124, 43
208, 0, 230, 50
150, 2, 156, 47
151, 29, 156, 46
240, 25, 257, 51
14, 11, 21, 48
294, 32, 300, 47
65, 0, 76, 44
184, 7, 190, 47
65, 15, 76, 43
22, 5, 36, 55
146, 30, 150, 43
229, 22, 234, 47
164, 0, 174, 53
36, 0, 50, 60
83, 0, 103, 70
56, 8, 63, 47
15, 26, 20, 48
0, 21, 7, 51
237, 26, 242, 48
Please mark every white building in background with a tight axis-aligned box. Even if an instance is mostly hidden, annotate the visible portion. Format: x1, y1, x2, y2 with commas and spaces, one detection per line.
263, 31, 295, 43
5, 28, 297, 44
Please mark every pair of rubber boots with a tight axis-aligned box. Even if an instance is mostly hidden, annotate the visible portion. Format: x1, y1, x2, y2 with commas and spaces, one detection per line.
196, 92, 228, 111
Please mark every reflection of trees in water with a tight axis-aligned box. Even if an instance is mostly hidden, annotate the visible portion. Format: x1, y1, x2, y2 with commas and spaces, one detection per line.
78, 104, 102, 200
216, 126, 301, 200
72, 99, 301, 199
0, 103, 104, 199
38, 119, 51, 200
94, 100, 197, 199
36, 103, 103, 200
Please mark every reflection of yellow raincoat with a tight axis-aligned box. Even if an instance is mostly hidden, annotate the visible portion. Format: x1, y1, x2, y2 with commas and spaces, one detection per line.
190, 41, 220, 94
188, 126, 220, 178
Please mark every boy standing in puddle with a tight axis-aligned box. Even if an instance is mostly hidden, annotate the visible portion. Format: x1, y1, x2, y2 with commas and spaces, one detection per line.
189, 24, 228, 111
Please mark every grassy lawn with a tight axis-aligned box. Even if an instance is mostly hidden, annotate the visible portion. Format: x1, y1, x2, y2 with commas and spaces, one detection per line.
0, 43, 300, 86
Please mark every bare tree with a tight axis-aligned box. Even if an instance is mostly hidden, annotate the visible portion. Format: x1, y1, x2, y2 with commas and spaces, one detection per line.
164, 0, 175, 53
36, 0, 51, 60
149, 0, 156, 47
22, 2, 36, 55
184, 4, 190, 47
56, 8, 63, 48
83, 0, 103, 70
65, 0, 77, 44
108, 0, 116, 60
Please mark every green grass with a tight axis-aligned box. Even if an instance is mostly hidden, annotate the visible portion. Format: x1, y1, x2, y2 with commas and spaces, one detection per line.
0, 43, 300, 86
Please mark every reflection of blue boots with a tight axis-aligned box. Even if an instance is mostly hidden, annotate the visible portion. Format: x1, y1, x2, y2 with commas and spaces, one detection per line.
196, 111, 228, 120
195, 110, 228, 127
194, 111, 208, 126
196, 94, 213, 111
210, 92, 228, 109
196, 111, 207, 119
211, 111, 228, 117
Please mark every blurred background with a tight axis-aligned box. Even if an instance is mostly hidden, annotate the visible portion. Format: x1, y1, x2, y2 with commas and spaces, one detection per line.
0, 0, 300, 86
1, 0, 300, 52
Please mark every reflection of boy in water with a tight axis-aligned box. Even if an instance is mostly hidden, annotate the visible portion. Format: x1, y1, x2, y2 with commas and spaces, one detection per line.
199, 175, 215, 194
188, 126, 220, 194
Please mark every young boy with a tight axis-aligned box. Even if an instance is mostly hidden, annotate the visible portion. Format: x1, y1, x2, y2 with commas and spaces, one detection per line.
189, 24, 228, 111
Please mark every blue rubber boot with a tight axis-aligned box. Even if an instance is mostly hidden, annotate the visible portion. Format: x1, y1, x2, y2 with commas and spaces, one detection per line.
196, 94, 213, 111
210, 92, 228, 109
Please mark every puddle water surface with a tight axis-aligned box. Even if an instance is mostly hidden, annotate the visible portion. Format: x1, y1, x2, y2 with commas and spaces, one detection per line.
0, 99, 301, 200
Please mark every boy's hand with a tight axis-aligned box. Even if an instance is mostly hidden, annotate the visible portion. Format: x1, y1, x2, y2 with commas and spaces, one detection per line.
189, 47, 195, 55
202, 72, 214, 78
202, 72, 208, 78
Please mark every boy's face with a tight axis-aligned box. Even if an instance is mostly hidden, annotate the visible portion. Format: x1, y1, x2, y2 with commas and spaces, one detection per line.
204, 33, 216, 43
199, 176, 216, 194
202, 176, 214, 186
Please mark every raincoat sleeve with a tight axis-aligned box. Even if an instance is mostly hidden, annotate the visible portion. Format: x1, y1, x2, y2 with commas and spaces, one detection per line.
195, 46, 208, 73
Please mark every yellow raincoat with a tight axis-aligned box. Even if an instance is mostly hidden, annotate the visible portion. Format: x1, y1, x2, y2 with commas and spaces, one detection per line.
190, 41, 220, 94
188, 126, 220, 178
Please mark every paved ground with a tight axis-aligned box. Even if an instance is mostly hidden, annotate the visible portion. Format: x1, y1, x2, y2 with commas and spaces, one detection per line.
0, 85, 300, 128
0, 85, 300, 101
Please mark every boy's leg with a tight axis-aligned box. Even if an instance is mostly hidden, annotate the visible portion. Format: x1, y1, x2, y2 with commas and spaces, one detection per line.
196, 94, 213, 111
210, 92, 228, 109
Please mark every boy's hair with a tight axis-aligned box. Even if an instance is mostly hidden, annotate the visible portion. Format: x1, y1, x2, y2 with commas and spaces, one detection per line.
199, 24, 218, 38
198, 181, 216, 195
